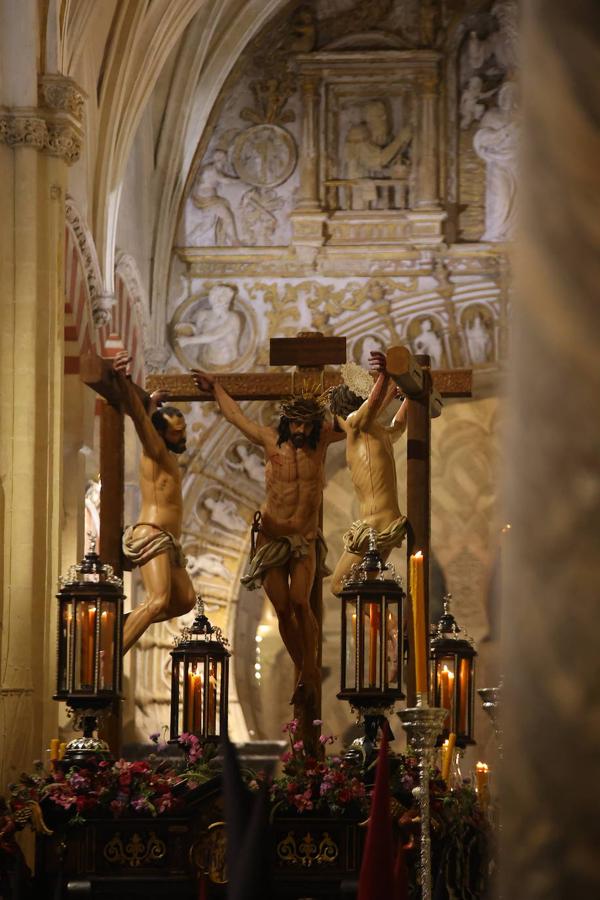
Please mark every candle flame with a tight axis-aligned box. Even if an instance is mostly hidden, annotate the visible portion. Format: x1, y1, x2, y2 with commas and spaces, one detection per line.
442, 664, 455, 679
475, 762, 489, 772
413, 551, 423, 559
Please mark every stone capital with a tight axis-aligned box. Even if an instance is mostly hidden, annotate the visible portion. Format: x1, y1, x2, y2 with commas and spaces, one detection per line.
0, 75, 85, 165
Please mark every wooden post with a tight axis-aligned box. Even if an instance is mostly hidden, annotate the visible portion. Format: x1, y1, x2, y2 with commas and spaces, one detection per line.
99, 400, 124, 756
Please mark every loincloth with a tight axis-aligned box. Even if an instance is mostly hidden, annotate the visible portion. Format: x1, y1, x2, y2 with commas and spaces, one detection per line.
343, 516, 407, 556
122, 523, 187, 569
241, 531, 330, 591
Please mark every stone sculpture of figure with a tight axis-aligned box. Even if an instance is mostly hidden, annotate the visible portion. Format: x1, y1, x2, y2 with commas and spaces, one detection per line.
357, 334, 386, 370
328, 355, 408, 594
473, 81, 519, 242
228, 442, 266, 483
175, 283, 242, 369
204, 496, 247, 533
186, 551, 234, 583
112, 352, 197, 653
466, 312, 493, 364
460, 76, 486, 130
192, 370, 344, 701
344, 99, 411, 186
413, 319, 443, 367
189, 150, 239, 246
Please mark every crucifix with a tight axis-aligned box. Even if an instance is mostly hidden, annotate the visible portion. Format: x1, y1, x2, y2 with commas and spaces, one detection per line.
81, 334, 471, 747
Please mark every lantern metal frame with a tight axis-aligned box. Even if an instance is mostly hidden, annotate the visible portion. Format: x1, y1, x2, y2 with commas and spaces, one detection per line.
54, 538, 124, 763
169, 597, 230, 745
429, 593, 477, 748
337, 532, 405, 715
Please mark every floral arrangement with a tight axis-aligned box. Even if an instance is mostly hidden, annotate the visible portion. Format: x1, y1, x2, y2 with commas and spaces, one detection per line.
266, 719, 369, 817
390, 755, 492, 899
3, 731, 217, 831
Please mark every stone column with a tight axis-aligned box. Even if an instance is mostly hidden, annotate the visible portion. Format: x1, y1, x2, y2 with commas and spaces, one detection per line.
291, 73, 325, 262
296, 74, 320, 210
415, 69, 440, 209
0, 0, 85, 784
502, 2, 600, 897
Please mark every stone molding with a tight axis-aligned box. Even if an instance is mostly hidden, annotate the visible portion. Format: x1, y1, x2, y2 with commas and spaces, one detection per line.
65, 195, 109, 327
0, 75, 86, 165
38, 74, 86, 123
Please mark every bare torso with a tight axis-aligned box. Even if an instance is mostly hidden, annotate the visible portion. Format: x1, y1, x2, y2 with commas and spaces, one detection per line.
345, 418, 401, 530
138, 452, 183, 537
260, 431, 327, 540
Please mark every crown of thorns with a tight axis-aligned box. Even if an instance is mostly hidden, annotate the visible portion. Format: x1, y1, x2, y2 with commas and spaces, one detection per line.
279, 384, 328, 422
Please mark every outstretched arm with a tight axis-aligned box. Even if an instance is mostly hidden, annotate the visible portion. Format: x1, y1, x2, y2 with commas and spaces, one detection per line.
346, 351, 390, 432
388, 397, 408, 443
191, 370, 267, 446
113, 352, 167, 462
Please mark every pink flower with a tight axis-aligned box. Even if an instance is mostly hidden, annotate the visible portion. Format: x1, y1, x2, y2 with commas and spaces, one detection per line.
292, 740, 304, 752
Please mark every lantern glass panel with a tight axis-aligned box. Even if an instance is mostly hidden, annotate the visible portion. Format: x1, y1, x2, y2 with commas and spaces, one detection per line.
74, 598, 98, 691
435, 655, 456, 731
385, 601, 401, 691
207, 659, 219, 736
362, 601, 381, 690
59, 599, 75, 693
457, 657, 472, 734
184, 659, 204, 734
343, 598, 358, 691
98, 600, 116, 690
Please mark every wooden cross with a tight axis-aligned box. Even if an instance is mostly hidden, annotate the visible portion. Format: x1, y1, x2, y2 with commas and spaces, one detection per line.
81, 336, 471, 742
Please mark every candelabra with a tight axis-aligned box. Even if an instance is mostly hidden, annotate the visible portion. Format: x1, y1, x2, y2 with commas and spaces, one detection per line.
398, 702, 446, 900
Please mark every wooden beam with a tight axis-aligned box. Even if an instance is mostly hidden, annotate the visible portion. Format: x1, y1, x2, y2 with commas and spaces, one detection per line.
80, 352, 149, 408
270, 335, 346, 367
145, 368, 472, 402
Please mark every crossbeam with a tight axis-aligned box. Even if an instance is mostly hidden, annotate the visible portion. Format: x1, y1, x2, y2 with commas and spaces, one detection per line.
144, 368, 472, 401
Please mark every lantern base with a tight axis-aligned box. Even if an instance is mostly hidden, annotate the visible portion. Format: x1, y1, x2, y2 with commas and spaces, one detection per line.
60, 735, 112, 768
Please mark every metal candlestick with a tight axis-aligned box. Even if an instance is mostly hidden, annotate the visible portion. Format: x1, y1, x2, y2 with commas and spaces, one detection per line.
478, 684, 502, 757
398, 702, 446, 900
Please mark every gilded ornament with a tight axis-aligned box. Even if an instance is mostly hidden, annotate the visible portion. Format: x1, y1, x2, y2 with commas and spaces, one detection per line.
103, 831, 167, 868
276, 830, 339, 867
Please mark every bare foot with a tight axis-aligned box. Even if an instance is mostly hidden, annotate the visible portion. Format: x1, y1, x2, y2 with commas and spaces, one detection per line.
290, 669, 321, 707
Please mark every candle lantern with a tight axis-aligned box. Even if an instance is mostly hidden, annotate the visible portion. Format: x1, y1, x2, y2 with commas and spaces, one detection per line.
338, 531, 405, 736
429, 593, 477, 748
54, 537, 124, 763
170, 597, 230, 744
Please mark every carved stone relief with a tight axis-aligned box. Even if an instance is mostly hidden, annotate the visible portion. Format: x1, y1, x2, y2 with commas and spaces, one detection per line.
169, 281, 257, 372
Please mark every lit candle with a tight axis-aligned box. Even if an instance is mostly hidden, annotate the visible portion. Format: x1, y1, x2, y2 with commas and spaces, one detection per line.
192, 674, 203, 732
439, 665, 454, 710
458, 658, 469, 734
475, 761, 489, 797
441, 732, 456, 783
58, 742, 67, 760
49, 739, 60, 762
410, 552, 428, 695
368, 604, 380, 687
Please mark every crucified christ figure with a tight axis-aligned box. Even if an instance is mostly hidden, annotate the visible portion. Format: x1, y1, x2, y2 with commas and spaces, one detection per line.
328, 351, 408, 594
112, 352, 197, 652
192, 370, 344, 701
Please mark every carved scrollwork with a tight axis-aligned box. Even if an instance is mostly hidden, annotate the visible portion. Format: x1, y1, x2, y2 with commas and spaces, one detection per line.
103, 831, 166, 868
276, 830, 339, 867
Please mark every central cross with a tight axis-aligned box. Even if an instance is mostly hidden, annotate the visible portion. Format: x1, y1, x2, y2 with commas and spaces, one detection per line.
82, 332, 471, 747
